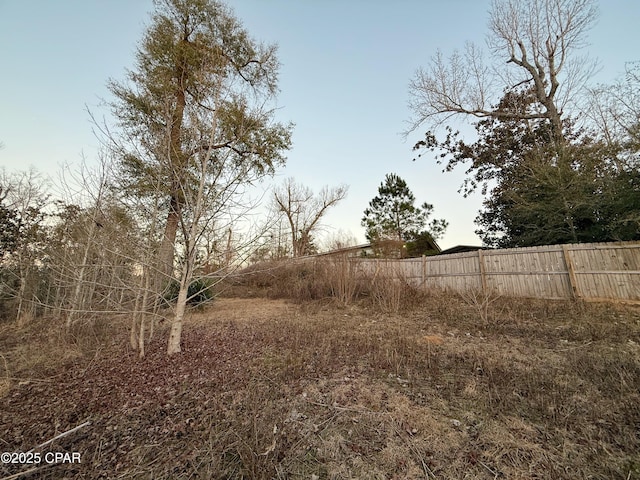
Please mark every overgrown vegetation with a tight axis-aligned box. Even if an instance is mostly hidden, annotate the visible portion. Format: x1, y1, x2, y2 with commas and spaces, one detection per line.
236, 258, 425, 313
1, 283, 638, 479
1, 0, 639, 473
162, 278, 215, 307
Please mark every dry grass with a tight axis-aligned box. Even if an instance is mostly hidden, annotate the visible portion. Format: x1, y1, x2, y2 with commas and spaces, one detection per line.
0, 313, 124, 387
1, 284, 639, 479
236, 257, 426, 313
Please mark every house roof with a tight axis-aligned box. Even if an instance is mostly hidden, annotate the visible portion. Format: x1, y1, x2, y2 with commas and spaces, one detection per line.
315, 236, 442, 258
313, 243, 374, 257
438, 245, 488, 255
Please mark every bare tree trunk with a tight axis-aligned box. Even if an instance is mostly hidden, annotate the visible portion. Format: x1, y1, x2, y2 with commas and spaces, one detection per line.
86, 257, 101, 310
130, 269, 145, 350
149, 312, 155, 342
168, 250, 194, 355
130, 309, 140, 350
224, 228, 233, 268
43, 277, 54, 316
166, 76, 212, 355
157, 56, 188, 290
167, 282, 188, 355
66, 219, 97, 328
15, 267, 28, 324
138, 271, 152, 357
53, 282, 64, 317
138, 312, 147, 358
167, 189, 198, 355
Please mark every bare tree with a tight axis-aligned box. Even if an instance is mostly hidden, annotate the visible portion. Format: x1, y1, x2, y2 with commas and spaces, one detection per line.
249, 216, 292, 263
44, 156, 144, 331
322, 229, 358, 252
165, 94, 279, 354
273, 178, 348, 257
408, 0, 598, 144
586, 62, 640, 149
58, 159, 111, 328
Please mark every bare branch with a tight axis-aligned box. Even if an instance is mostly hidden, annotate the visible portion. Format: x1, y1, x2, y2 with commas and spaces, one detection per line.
272, 178, 348, 257
408, 0, 598, 140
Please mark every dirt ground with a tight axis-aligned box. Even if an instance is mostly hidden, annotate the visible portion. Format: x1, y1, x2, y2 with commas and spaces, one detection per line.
1, 295, 639, 479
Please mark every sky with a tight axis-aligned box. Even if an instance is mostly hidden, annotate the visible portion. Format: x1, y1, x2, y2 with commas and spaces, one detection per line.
0, 0, 638, 249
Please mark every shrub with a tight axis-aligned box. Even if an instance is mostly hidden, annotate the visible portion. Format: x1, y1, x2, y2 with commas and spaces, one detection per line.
234, 257, 425, 311
162, 278, 214, 307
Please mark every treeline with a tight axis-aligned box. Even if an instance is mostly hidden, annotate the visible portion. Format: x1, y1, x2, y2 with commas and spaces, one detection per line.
1, 0, 639, 359
410, 0, 640, 248
1, 0, 295, 356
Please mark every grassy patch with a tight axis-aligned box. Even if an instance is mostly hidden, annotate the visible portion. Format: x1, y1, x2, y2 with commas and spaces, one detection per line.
0, 291, 639, 479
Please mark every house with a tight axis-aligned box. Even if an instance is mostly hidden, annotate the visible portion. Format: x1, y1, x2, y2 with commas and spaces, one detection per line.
313, 243, 376, 258
316, 235, 442, 259
437, 245, 489, 255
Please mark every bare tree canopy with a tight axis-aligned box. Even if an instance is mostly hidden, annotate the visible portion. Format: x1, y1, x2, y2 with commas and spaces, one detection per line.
273, 178, 348, 257
408, 0, 598, 143
586, 62, 640, 149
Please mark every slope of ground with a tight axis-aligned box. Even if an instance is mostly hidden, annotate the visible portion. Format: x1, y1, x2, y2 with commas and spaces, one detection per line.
1, 295, 639, 479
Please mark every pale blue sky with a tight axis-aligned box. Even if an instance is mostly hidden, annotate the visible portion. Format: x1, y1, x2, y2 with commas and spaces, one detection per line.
1, 1, 638, 248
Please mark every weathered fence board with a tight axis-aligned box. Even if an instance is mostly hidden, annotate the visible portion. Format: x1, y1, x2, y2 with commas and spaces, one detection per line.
349, 241, 640, 303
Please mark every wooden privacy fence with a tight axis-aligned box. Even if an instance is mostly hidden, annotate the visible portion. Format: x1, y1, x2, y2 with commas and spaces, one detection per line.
354, 241, 640, 304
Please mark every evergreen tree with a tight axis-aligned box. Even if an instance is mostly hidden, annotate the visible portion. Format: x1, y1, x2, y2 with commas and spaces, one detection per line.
416, 89, 640, 247
106, 0, 292, 354
108, 0, 292, 284
0, 202, 21, 259
361, 173, 447, 257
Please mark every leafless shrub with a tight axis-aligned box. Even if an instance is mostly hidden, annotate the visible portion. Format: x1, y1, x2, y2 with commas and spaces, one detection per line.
327, 256, 362, 305
0, 312, 120, 385
368, 273, 405, 313
236, 257, 429, 312
237, 258, 362, 304
459, 287, 502, 325
364, 265, 424, 314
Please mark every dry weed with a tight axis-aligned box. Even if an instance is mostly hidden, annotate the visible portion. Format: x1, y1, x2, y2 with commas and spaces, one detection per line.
459, 287, 502, 325
0, 353, 10, 398
233, 257, 426, 312
0, 313, 120, 385
1, 296, 639, 479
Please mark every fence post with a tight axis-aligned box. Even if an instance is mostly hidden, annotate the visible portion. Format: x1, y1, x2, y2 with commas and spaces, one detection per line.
421, 255, 427, 287
478, 249, 487, 293
562, 245, 579, 300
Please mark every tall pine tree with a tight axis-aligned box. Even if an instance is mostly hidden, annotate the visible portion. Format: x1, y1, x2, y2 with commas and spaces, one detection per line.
361, 173, 447, 257
108, 0, 292, 289
107, 0, 292, 354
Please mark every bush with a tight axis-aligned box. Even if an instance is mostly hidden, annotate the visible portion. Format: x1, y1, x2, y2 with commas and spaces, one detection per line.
0, 267, 18, 322
236, 257, 425, 311
162, 278, 214, 307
